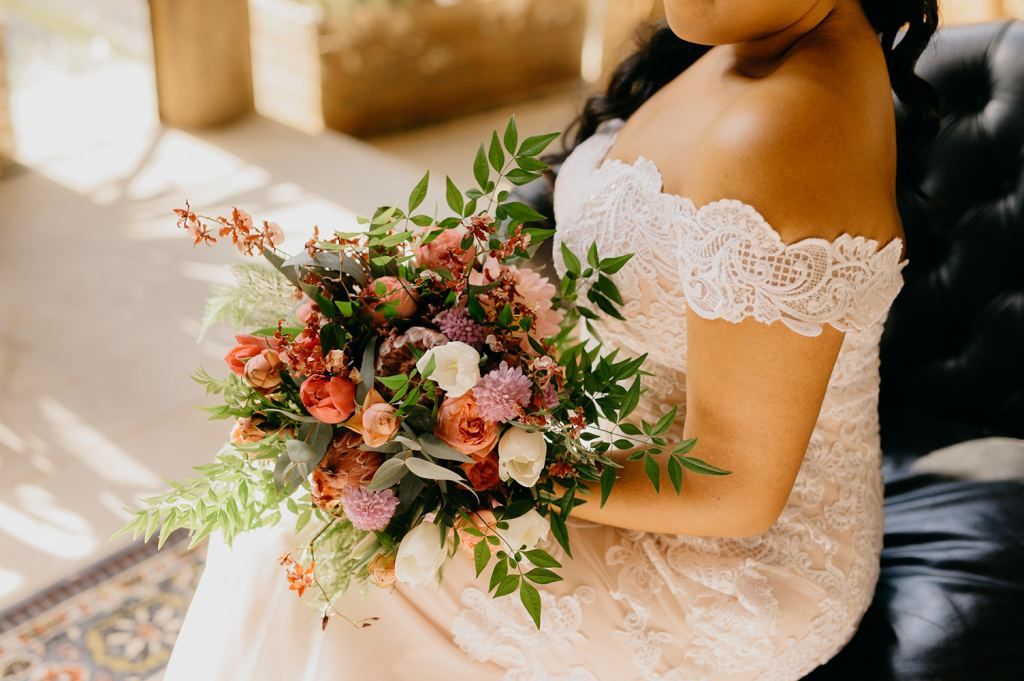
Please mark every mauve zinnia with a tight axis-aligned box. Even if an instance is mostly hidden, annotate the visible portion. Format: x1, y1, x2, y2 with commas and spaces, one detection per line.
342, 487, 399, 531
473, 361, 533, 422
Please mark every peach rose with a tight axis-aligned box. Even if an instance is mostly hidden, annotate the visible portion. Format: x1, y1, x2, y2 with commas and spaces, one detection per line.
230, 416, 266, 444
362, 400, 399, 448
368, 552, 398, 589
434, 390, 497, 456
225, 335, 268, 376
454, 509, 498, 554
459, 449, 501, 491
413, 228, 476, 270
310, 431, 384, 511
300, 376, 356, 424
244, 349, 283, 391
361, 277, 418, 325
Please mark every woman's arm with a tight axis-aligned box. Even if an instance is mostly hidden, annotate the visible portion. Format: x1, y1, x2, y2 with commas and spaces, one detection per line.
563, 310, 844, 538
560, 77, 900, 537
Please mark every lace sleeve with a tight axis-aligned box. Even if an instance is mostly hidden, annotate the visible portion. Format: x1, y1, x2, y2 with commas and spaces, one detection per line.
677, 199, 908, 337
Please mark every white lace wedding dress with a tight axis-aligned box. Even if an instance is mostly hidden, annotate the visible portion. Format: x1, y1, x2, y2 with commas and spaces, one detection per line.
164, 118, 908, 681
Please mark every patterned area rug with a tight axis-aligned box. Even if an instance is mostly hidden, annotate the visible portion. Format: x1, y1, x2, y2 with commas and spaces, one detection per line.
0, 533, 207, 681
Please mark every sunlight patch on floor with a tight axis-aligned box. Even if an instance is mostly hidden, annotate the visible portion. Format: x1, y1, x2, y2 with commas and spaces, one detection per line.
38, 398, 163, 490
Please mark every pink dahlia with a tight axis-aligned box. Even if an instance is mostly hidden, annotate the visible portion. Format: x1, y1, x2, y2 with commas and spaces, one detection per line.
341, 487, 399, 531
473, 361, 533, 422
435, 306, 489, 350
510, 265, 563, 339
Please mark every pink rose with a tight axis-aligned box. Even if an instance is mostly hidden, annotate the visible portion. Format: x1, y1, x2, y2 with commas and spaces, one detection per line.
244, 349, 283, 391
362, 400, 399, 448
434, 390, 497, 456
225, 335, 269, 376
361, 277, 418, 325
301, 375, 356, 424
413, 228, 476, 270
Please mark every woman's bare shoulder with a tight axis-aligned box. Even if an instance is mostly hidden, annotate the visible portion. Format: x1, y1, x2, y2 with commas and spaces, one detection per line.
687, 46, 902, 247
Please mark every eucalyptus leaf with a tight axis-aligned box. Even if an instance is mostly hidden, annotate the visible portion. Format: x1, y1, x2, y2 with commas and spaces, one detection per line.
366, 458, 407, 490
281, 252, 340, 271
341, 255, 368, 285
404, 456, 465, 482
417, 433, 475, 463
285, 438, 318, 463
309, 421, 334, 456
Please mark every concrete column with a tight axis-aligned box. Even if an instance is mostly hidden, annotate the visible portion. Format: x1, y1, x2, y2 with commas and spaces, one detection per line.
149, 0, 254, 128
0, 10, 17, 177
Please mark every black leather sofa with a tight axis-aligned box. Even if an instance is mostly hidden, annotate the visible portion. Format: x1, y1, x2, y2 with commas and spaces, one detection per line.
517, 18, 1024, 681
805, 19, 1024, 681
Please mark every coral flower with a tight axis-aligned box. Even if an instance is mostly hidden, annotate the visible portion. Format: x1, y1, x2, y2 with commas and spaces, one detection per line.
225, 335, 268, 376
300, 376, 356, 424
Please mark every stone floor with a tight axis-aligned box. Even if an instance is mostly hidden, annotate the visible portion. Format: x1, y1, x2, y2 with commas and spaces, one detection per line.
0, 53, 581, 612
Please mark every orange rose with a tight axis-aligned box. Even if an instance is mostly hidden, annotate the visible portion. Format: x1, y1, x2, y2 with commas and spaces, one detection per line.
361, 276, 418, 325
244, 349, 283, 391
434, 390, 497, 456
454, 509, 498, 554
459, 449, 501, 491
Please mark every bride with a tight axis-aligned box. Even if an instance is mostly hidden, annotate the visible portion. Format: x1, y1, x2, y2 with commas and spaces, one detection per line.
165, 0, 938, 678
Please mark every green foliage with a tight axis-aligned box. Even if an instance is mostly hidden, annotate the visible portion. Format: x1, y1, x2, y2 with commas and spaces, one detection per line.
198, 263, 295, 341
112, 439, 289, 549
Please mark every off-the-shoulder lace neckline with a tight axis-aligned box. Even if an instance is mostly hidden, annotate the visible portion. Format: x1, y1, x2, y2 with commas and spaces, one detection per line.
590, 120, 908, 263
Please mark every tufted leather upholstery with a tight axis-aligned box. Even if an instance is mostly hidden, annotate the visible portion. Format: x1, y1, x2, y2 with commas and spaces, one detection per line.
879, 20, 1024, 441
806, 19, 1024, 681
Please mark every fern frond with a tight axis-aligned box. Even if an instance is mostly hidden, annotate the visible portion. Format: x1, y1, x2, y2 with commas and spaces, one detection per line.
198, 263, 297, 340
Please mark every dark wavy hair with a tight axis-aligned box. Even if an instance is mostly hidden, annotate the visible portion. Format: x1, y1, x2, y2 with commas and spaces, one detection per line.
566, 1, 941, 200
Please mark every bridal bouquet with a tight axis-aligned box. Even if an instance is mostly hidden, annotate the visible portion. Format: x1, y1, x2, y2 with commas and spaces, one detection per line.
115, 118, 725, 629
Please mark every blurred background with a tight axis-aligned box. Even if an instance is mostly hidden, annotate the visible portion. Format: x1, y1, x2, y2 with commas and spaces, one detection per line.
0, 0, 1019, 677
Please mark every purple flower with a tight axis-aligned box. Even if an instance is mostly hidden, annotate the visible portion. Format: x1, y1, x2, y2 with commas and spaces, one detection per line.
435, 307, 489, 351
341, 487, 399, 531
474, 361, 533, 422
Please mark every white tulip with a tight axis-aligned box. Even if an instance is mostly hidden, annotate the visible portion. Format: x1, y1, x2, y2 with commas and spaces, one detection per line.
394, 521, 447, 589
496, 509, 550, 552
415, 341, 481, 398
497, 427, 548, 487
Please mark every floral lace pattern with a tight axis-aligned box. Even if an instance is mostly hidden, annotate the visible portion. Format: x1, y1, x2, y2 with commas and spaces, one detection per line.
452, 586, 597, 681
